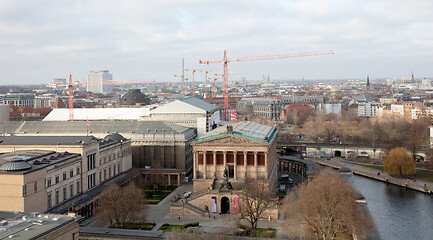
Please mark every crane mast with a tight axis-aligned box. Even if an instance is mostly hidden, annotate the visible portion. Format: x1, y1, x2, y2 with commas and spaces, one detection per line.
199, 50, 334, 121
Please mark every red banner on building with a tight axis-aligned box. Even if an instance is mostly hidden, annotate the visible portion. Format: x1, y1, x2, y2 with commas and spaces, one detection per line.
231, 110, 237, 121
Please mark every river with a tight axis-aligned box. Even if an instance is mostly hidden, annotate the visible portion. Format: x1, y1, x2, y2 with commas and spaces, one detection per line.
353, 175, 433, 240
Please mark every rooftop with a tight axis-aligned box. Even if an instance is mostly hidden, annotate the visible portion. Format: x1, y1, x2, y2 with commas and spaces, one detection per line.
0, 211, 77, 240
43, 108, 150, 121
178, 97, 220, 112
0, 136, 97, 146
14, 121, 190, 135
195, 121, 278, 144
151, 97, 219, 114
0, 150, 81, 174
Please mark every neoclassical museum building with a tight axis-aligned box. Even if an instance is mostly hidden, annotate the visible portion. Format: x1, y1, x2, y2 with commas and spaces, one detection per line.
171, 121, 279, 216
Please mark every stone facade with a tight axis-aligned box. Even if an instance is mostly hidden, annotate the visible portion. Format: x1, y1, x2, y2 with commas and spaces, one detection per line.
171, 121, 279, 217
192, 126, 278, 188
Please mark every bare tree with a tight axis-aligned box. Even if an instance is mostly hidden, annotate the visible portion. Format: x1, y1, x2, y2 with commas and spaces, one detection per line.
238, 177, 273, 237
283, 171, 370, 240
96, 182, 147, 228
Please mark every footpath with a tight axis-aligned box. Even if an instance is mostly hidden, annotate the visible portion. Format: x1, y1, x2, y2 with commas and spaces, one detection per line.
307, 157, 433, 194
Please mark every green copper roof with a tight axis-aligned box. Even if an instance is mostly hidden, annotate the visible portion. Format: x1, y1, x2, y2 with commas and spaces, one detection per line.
194, 121, 278, 144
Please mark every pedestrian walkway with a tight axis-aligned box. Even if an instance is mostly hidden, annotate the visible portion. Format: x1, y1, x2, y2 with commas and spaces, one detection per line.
308, 157, 433, 193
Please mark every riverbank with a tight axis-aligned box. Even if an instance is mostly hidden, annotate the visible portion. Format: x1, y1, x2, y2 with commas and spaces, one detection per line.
306, 158, 433, 194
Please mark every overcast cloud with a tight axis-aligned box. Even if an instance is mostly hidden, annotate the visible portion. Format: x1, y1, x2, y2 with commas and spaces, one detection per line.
0, 0, 432, 85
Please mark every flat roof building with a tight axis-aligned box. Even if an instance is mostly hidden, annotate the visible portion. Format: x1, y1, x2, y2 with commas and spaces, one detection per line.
0, 211, 79, 240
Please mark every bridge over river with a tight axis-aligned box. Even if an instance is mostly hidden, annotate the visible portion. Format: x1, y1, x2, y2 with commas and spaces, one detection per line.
278, 142, 426, 159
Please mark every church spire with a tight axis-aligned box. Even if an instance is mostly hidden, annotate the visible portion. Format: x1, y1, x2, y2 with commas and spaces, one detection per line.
366, 75, 370, 91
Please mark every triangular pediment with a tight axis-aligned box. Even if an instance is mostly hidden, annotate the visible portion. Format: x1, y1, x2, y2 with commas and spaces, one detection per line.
193, 135, 266, 145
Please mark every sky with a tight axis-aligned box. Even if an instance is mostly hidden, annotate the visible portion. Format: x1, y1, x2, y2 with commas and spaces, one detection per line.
0, 0, 432, 85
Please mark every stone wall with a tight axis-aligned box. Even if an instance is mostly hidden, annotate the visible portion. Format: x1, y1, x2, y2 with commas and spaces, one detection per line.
170, 206, 203, 216
193, 179, 213, 192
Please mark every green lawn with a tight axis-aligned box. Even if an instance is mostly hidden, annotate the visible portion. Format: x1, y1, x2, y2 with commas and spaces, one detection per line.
415, 170, 433, 182
235, 224, 276, 238
158, 224, 183, 232
255, 228, 276, 238
143, 185, 177, 204
158, 222, 199, 232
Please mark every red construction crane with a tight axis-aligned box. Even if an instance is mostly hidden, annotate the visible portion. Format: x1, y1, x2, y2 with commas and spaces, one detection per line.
199, 50, 334, 121
65, 76, 155, 121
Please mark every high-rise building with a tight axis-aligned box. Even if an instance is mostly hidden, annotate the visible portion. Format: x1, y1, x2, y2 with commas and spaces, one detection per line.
87, 70, 113, 93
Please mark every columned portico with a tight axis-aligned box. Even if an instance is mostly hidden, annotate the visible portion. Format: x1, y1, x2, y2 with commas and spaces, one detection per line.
191, 122, 279, 192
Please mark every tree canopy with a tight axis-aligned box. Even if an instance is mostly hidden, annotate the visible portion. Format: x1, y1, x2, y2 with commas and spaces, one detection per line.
283, 171, 370, 240
238, 177, 273, 237
96, 182, 147, 228
383, 147, 416, 175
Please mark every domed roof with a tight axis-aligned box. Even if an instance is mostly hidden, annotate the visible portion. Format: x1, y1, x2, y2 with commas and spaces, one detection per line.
119, 89, 151, 106
104, 133, 126, 142
0, 159, 32, 171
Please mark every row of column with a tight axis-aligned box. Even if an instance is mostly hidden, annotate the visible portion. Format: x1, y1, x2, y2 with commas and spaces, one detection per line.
193, 151, 267, 180
279, 161, 306, 176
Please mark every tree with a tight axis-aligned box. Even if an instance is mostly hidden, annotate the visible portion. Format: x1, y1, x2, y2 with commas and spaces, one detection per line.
408, 119, 429, 159
238, 177, 273, 237
283, 171, 370, 240
383, 147, 416, 175
96, 182, 147, 228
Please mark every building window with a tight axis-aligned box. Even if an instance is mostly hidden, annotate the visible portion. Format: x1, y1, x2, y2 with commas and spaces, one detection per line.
109, 167, 112, 178
104, 169, 107, 180
47, 192, 52, 208
47, 178, 52, 187
76, 181, 80, 194
87, 153, 96, 170
70, 169, 74, 178
118, 163, 121, 173
63, 187, 67, 201
70, 184, 74, 197
113, 165, 116, 175
104, 157, 106, 163
63, 172, 67, 181
34, 181, 37, 193
76, 167, 80, 175
55, 175, 59, 184
55, 190, 59, 205
22, 185, 27, 197
99, 171, 102, 183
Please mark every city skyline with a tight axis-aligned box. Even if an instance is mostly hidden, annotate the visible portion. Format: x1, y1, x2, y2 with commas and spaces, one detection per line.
0, 0, 432, 85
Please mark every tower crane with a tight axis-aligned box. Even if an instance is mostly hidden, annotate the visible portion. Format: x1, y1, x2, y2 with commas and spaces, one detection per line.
211, 79, 218, 98
199, 50, 334, 121
198, 70, 211, 98
166, 83, 173, 94
185, 69, 196, 97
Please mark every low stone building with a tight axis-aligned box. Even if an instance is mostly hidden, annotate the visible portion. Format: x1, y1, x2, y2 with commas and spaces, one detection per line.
192, 121, 279, 192
171, 121, 279, 217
